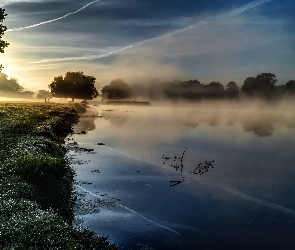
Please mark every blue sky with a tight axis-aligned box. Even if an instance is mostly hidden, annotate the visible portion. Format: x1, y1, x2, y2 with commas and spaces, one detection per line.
1, 0, 295, 91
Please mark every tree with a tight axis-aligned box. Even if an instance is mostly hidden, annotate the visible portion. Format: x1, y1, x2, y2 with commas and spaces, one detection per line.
225, 81, 239, 98
0, 73, 23, 93
241, 73, 278, 99
36, 90, 52, 102
204, 81, 224, 98
241, 77, 256, 97
21, 91, 34, 98
101, 79, 134, 99
49, 71, 98, 102
0, 8, 9, 72
285, 80, 295, 95
255, 73, 277, 98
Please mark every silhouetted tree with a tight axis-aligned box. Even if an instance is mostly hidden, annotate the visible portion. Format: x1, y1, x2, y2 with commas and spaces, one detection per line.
0, 8, 9, 72
180, 80, 205, 100
36, 90, 52, 102
0, 73, 23, 93
256, 73, 277, 98
101, 79, 134, 99
204, 81, 224, 98
241, 77, 256, 97
225, 81, 239, 99
285, 80, 295, 95
241, 73, 277, 99
49, 71, 98, 102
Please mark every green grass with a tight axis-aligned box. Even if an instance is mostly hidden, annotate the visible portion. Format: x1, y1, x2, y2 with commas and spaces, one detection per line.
0, 102, 117, 250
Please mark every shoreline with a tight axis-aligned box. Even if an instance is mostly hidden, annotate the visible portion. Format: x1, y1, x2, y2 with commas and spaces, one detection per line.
0, 102, 117, 249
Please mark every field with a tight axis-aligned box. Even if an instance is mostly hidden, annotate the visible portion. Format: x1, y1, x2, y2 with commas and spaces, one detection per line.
0, 102, 117, 249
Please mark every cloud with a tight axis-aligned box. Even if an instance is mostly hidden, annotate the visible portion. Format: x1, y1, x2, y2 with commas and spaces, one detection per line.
0, 0, 42, 7
26, 0, 273, 65
6, 0, 101, 32
4, 0, 295, 91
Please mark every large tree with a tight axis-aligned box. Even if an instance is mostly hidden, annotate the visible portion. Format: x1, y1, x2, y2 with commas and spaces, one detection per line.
0, 8, 9, 72
49, 71, 98, 102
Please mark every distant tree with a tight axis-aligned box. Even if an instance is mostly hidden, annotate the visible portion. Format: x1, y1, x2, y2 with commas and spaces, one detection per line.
256, 73, 277, 98
0, 73, 23, 92
21, 91, 34, 98
180, 80, 205, 100
241, 77, 256, 97
285, 80, 295, 95
225, 81, 239, 98
36, 90, 52, 102
0, 8, 9, 72
274, 84, 287, 98
49, 71, 98, 102
101, 79, 134, 99
204, 81, 224, 98
160, 79, 207, 100
241, 73, 277, 99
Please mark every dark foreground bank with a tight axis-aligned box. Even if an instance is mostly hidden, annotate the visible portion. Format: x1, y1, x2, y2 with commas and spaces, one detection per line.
0, 102, 117, 249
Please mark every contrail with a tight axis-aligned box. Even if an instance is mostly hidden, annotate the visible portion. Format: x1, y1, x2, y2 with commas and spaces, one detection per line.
28, 0, 273, 64
76, 185, 182, 236
7, 0, 101, 32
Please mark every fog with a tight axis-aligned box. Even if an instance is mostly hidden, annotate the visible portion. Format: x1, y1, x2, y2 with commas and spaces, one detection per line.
84, 99, 295, 142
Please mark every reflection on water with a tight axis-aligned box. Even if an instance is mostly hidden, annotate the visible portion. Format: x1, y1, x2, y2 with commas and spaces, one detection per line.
101, 106, 295, 137
70, 103, 295, 250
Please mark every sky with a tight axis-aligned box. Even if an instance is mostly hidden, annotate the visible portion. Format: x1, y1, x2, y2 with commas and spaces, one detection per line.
0, 0, 295, 92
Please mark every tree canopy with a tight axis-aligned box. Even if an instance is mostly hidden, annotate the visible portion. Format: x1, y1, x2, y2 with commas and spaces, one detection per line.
0, 8, 9, 72
36, 90, 52, 101
101, 73, 295, 102
101, 79, 134, 99
48, 71, 98, 102
285, 80, 295, 95
241, 73, 278, 98
0, 73, 23, 93
225, 81, 239, 98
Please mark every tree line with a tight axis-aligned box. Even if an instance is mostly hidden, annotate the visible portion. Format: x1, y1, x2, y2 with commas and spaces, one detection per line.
101, 73, 295, 101
1, 8, 295, 102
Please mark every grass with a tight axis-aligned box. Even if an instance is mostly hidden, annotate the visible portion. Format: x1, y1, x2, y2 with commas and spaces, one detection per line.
0, 102, 117, 250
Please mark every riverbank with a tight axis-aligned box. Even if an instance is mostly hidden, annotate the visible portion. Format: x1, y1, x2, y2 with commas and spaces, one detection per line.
0, 102, 117, 249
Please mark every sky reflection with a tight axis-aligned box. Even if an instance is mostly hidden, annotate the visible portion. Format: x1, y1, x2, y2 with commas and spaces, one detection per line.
70, 104, 295, 249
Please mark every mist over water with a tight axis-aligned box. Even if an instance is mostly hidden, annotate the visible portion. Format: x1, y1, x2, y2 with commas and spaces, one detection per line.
70, 101, 295, 249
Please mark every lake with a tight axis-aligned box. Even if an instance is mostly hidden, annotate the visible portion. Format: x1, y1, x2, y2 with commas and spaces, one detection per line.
67, 102, 295, 250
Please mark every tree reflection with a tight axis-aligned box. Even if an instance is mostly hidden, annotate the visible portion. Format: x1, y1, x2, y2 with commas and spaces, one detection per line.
101, 106, 295, 138
241, 117, 274, 137
75, 109, 98, 132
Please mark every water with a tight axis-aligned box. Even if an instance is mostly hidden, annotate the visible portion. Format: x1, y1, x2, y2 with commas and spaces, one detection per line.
67, 103, 295, 250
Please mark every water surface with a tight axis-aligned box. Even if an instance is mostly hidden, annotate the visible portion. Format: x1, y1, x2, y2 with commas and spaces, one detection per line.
68, 103, 295, 249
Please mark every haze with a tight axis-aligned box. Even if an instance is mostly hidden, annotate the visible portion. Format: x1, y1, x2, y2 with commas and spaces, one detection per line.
1, 0, 294, 92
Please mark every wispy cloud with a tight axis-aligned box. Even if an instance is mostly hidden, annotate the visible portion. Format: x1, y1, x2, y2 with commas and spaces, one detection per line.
27, 0, 273, 64
0, 0, 41, 7
6, 0, 101, 32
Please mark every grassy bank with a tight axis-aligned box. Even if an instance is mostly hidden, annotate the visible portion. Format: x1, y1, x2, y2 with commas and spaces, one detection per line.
0, 102, 117, 249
